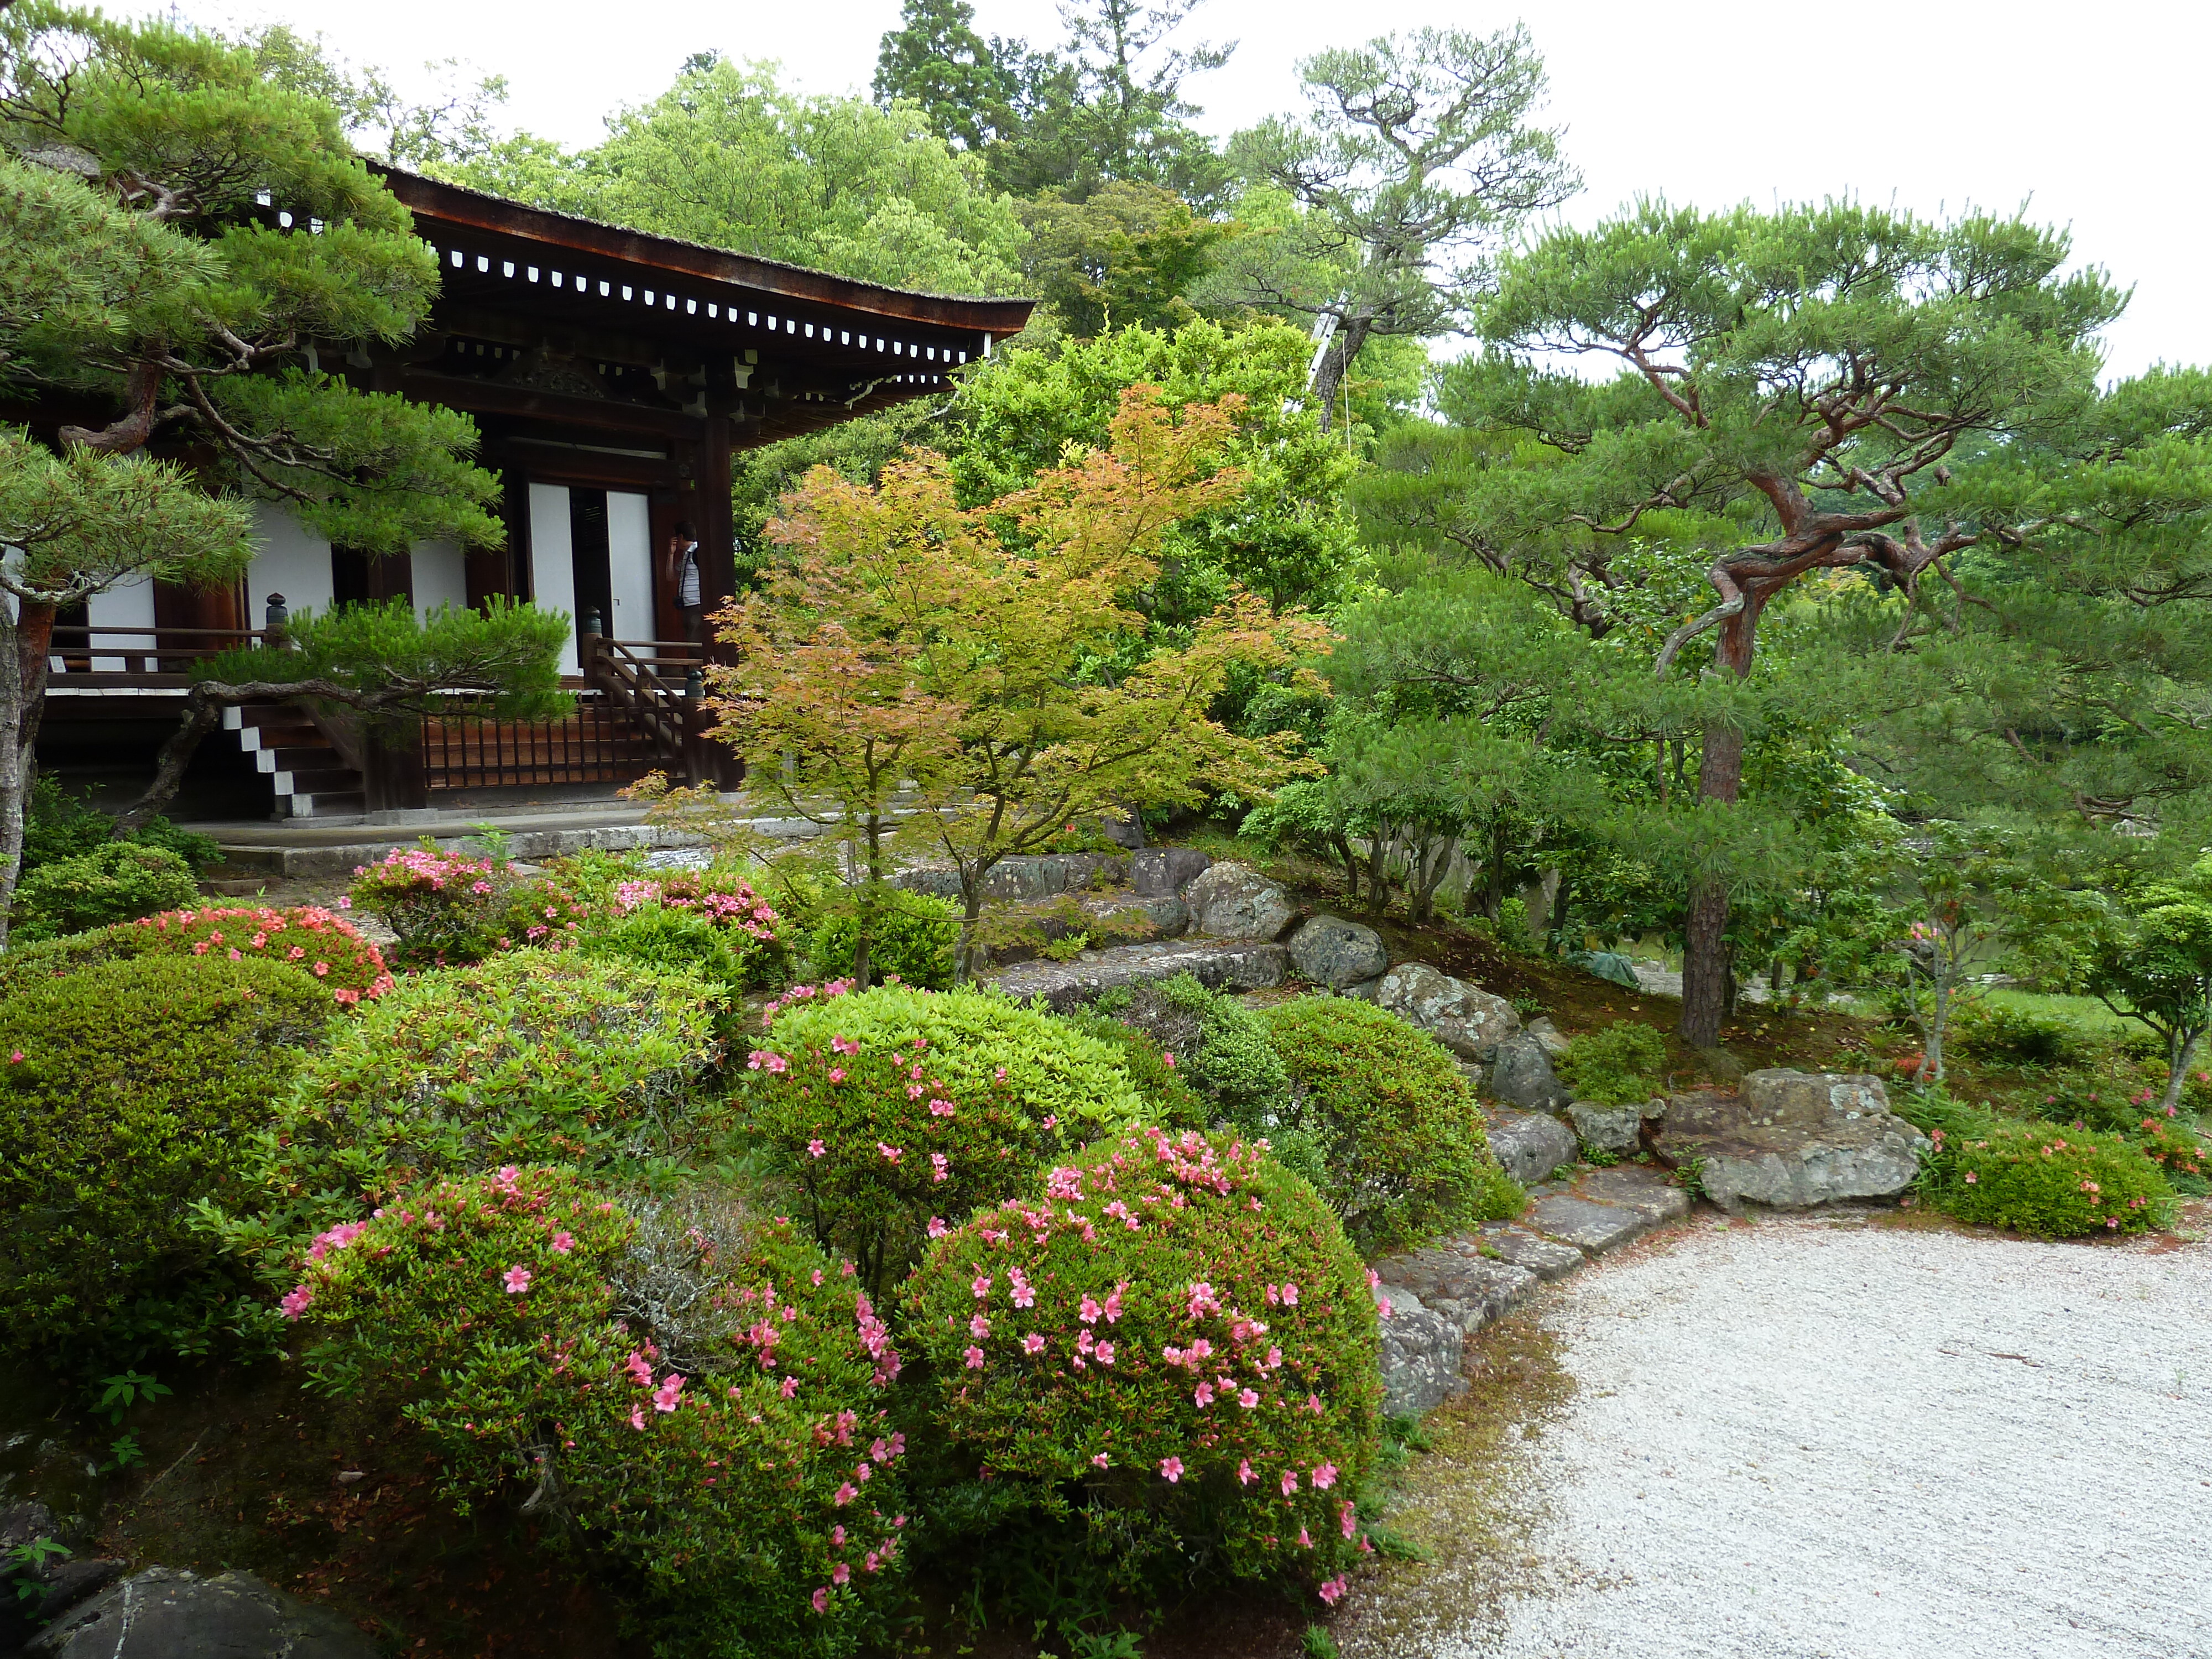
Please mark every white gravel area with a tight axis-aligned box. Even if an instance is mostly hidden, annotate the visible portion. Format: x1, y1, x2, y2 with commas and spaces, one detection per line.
1455, 1217, 2212, 1659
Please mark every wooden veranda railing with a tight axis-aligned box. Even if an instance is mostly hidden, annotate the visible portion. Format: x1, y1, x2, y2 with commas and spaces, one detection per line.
44, 624, 273, 685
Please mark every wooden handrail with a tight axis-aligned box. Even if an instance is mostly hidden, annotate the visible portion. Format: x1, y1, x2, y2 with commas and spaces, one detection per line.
47, 625, 273, 680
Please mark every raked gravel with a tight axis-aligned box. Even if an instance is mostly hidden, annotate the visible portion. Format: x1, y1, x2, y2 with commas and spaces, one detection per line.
1440, 1216, 2212, 1659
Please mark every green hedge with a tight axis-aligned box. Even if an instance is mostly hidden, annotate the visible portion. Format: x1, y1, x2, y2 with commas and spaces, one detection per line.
12, 840, 200, 942
0, 954, 331, 1365
1261, 997, 1522, 1256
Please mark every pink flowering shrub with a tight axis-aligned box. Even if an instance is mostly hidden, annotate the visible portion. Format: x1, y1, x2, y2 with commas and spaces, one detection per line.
259, 952, 727, 1228
900, 1128, 1382, 1606
750, 985, 1149, 1291
293, 1167, 907, 1654
346, 843, 510, 968
126, 905, 393, 1004
1923, 1121, 2172, 1237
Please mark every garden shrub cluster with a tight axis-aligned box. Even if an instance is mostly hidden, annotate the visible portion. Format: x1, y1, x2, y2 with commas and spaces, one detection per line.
0, 904, 390, 1004
1557, 1022, 1670, 1107
1920, 1121, 2173, 1237
260, 952, 728, 1224
293, 1166, 908, 1656
751, 984, 1151, 1288
20, 774, 218, 879
1261, 997, 1522, 1255
0, 954, 332, 1365
11, 839, 201, 942
1061, 1009, 1208, 1130
343, 845, 596, 968
901, 1128, 1382, 1611
1098, 973, 1289, 1129
805, 888, 961, 989
1947, 1000, 2087, 1067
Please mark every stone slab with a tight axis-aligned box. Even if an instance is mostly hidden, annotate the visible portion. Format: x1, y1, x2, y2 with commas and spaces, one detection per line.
990, 937, 1292, 1011
1373, 1285, 1465, 1417
29, 1566, 379, 1658
1526, 1192, 1661, 1255
1371, 1238, 1540, 1333
1478, 1223, 1587, 1281
1483, 1107, 1579, 1187
1575, 1164, 1692, 1224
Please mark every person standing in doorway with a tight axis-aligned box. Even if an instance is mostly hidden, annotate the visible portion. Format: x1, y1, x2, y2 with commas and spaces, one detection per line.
664, 520, 704, 644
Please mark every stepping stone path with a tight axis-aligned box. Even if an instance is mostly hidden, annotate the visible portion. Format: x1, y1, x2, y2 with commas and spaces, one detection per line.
1371, 1162, 1691, 1414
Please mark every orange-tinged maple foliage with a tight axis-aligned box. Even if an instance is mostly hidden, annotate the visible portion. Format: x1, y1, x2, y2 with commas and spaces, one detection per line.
707, 385, 1331, 978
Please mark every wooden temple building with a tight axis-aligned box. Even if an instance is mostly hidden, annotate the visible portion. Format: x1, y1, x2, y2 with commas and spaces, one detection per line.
27, 169, 1034, 820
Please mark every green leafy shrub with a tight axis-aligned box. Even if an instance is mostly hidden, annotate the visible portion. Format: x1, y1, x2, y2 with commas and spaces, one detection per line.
1098, 973, 1288, 1128
900, 1128, 1381, 1617
807, 890, 961, 990
583, 904, 758, 991
21, 774, 219, 878
1922, 1122, 2173, 1237
12, 841, 200, 942
261, 953, 727, 1226
1557, 1022, 1670, 1107
0, 954, 330, 1365
124, 905, 392, 1003
1948, 1001, 2089, 1067
751, 985, 1150, 1289
293, 1167, 907, 1655
1261, 997, 1521, 1255
1061, 1010, 1207, 1130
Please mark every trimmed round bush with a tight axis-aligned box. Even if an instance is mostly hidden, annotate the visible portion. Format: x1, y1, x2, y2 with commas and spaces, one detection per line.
1261, 997, 1522, 1256
0, 954, 332, 1364
807, 890, 961, 990
1098, 972, 1288, 1128
901, 1128, 1381, 1609
1923, 1123, 2172, 1237
751, 984, 1150, 1289
293, 1167, 907, 1655
345, 844, 511, 967
1557, 1021, 1669, 1107
0, 905, 392, 1005
583, 903, 759, 990
263, 952, 727, 1223
12, 840, 199, 941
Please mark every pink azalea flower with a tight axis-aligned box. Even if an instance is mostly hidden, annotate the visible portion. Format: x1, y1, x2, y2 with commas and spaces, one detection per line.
1094, 1342, 1115, 1365
1298, 1528, 1313, 1549
653, 1374, 686, 1412
624, 1350, 655, 1386
1238, 1459, 1255, 1485
1312, 1462, 1338, 1490
551, 1231, 575, 1254
829, 1067, 847, 1084
809, 1139, 827, 1159
279, 1284, 314, 1321
1080, 1295, 1103, 1325
969, 1313, 991, 1339
503, 1265, 533, 1294
1340, 1499, 1358, 1539
972, 1274, 993, 1299
781, 1375, 800, 1397
1238, 1387, 1259, 1409
1318, 1575, 1348, 1606
834, 1482, 858, 1505
964, 1346, 985, 1369
1159, 1456, 1183, 1483
832, 1562, 850, 1585
1281, 1469, 1300, 1496
811, 1588, 830, 1614
1093, 1452, 1110, 1468
630, 1406, 646, 1430
1194, 1382, 1215, 1407
927, 1217, 950, 1238
1023, 1333, 1047, 1355
878, 1142, 903, 1163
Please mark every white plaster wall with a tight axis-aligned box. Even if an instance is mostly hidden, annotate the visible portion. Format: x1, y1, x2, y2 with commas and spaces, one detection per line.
85, 575, 156, 670
606, 491, 655, 643
410, 538, 469, 620
246, 501, 333, 626
526, 482, 579, 674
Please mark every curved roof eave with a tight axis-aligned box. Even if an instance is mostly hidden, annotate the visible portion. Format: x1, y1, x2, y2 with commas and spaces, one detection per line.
375, 165, 1038, 336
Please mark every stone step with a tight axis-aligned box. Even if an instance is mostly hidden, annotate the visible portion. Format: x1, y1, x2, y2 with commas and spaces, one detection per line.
1477, 1223, 1586, 1281
1523, 1162, 1692, 1255
990, 937, 1290, 1012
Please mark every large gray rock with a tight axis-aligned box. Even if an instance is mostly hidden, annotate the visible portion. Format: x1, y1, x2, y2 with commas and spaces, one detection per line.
29, 1566, 378, 1658
1373, 1285, 1464, 1416
1653, 1071, 1929, 1213
1286, 914, 1389, 988
1524, 1016, 1571, 1057
1566, 1100, 1645, 1156
1182, 860, 1295, 940
1374, 963, 1521, 1061
1129, 846, 1211, 896
1488, 1031, 1569, 1110
1477, 1223, 1585, 1281
991, 937, 1291, 1011
894, 853, 1127, 904
1481, 1106, 1578, 1187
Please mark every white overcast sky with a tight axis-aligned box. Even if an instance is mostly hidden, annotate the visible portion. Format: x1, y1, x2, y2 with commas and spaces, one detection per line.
173, 0, 2206, 381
